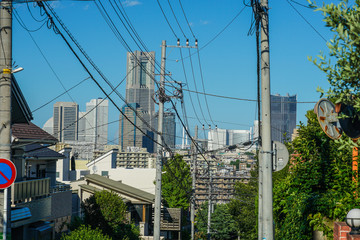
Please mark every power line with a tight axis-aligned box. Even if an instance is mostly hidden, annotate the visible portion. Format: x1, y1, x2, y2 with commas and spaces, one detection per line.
178, 0, 196, 39
156, 0, 178, 39
38, 2, 172, 152
286, 0, 327, 42
166, 0, 187, 39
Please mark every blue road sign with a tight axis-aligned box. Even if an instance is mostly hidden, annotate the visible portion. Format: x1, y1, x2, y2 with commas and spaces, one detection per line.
0, 158, 16, 189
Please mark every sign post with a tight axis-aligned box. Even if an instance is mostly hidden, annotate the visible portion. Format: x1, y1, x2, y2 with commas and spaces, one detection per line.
0, 158, 16, 240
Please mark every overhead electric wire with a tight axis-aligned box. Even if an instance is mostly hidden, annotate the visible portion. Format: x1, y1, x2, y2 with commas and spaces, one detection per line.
96, 0, 177, 118
156, 0, 178, 39
187, 48, 209, 126
38, 2, 172, 153
32, 77, 90, 113
14, 8, 90, 112
14, 7, 101, 136
286, 0, 327, 42
178, 0, 196, 39
111, 0, 179, 92
16, 65, 130, 151
170, 100, 209, 164
166, 0, 187, 39
179, 5, 247, 61
178, 48, 204, 126
48, 2, 165, 145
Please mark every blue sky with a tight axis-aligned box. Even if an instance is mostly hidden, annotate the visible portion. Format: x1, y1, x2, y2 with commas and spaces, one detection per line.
12, 0, 341, 144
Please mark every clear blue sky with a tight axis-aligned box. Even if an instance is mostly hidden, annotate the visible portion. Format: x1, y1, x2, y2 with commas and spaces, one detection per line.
12, 0, 341, 144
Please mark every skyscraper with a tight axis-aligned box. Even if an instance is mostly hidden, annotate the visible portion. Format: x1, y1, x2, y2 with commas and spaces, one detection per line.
119, 103, 146, 150
270, 93, 297, 143
126, 51, 155, 115
85, 98, 109, 149
53, 102, 79, 142
120, 51, 156, 152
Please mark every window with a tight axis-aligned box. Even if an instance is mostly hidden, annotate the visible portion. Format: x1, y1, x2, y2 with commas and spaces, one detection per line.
56, 172, 60, 178
101, 171, 109, 177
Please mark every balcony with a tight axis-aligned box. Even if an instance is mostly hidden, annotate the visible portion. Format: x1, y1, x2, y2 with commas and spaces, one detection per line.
12, 178, 50, 204
11, 178, 52, 228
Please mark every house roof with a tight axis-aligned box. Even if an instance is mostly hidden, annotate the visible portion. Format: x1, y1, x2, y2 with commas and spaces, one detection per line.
11, 75, 33, 124
24, 143, 65, 160
83, 174, 155, 204
12, 122, 58, 144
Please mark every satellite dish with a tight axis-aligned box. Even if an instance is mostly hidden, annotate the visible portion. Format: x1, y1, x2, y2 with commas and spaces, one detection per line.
314, 98, 342, 140
338, 103, 360, 140
272, 141, 289, 172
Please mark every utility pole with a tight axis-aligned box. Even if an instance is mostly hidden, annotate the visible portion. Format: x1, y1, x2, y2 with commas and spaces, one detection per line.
260, 0, 273, 239
154, 40, 166, 240
191, 125, 198, 240
207, 168, 212, 240
0, 1, 12, 239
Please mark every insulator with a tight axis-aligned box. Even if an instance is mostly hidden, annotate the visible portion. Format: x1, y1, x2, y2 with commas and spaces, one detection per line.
177, 38, 180, 46
186, 39, 189, 46
195, 39, 198, 47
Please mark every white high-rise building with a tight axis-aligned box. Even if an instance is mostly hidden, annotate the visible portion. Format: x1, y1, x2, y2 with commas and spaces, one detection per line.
228, 130, 250, 145
208, 128, 251, 151
53, 102, 79, 142
208, 128, 227, 151
85, 98, 109, 149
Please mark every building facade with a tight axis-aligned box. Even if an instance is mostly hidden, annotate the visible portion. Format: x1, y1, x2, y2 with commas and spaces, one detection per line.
208, 128, 251, 150
125, 51, 155, 116
270, 93, 297, 143
53, 102, 79, 142
120, 51, 157, 153
85, 98, 109, 149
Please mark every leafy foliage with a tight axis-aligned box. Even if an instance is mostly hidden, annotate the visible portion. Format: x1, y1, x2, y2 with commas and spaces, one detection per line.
61, 225, 111, 240
81, 190, 139, 240
162, 154, 192, 210
195, 203, 237, 240
228, 172, 257, 239
273, 111, 360, 239
309, 0, 360, 146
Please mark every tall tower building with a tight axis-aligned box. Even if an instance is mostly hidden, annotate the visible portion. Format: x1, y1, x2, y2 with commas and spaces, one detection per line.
85, 98, 109, 149
126, 51, 155, 115
53, 102, 79, 142
270, 93, 297, 143
120, 51, 156, 153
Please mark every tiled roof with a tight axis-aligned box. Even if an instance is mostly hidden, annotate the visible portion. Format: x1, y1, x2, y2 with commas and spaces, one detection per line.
24, 143, 65, 159
12, 122, 58, 144
84, 174, 155, 204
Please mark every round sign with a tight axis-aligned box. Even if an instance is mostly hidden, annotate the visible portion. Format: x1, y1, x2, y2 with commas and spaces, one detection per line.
314, 98, 342, 140
0, 158, 17, 189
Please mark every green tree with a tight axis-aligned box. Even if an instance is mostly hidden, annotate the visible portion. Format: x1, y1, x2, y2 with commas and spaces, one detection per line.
195, 203, 237, 240
309, 0, 360, 146
273, 111, 359, 239
162, 154, 192, 210
61, 225, 111, 240
228, 179, 257, 239
81, 190, 139, 240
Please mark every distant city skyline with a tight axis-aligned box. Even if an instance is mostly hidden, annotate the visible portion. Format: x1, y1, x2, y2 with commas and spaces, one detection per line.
45, 99, 109, 150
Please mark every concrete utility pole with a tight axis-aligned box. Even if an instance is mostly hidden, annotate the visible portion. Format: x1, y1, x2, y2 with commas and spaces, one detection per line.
260, 0, 274, 239
207, 169, 212, 240
154, 40, 166, 240
191, 125, 198, 240
0, 1, 12, 239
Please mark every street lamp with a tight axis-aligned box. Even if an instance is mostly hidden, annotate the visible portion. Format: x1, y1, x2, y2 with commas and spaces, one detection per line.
346, 208, 360, 235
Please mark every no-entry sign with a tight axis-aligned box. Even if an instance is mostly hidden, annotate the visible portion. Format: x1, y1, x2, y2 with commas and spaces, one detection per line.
0, 158, 16, 189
